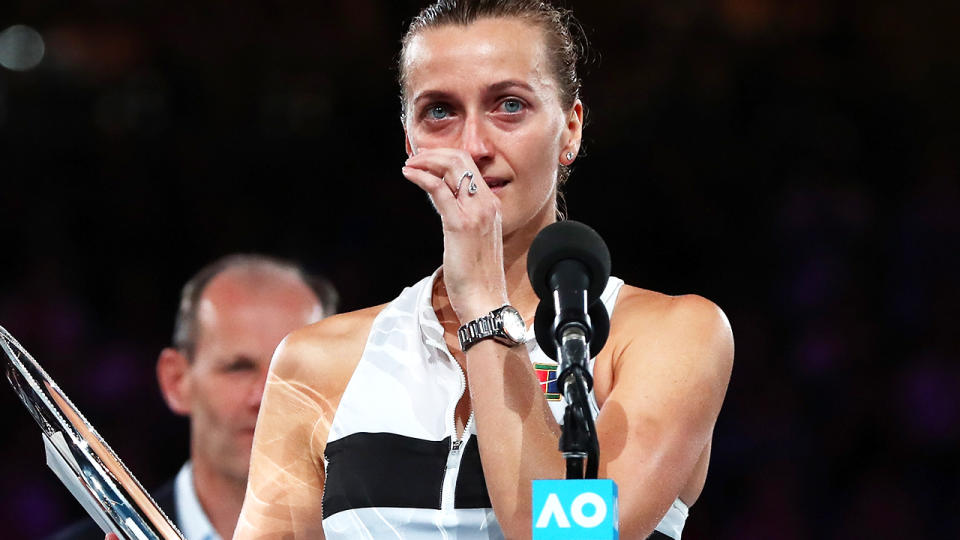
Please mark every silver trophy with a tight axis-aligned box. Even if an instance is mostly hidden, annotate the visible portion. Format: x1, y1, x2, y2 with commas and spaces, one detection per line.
1, 325, 184, 540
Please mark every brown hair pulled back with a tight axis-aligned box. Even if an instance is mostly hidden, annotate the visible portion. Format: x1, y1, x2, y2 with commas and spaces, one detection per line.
399, 0, 588, 188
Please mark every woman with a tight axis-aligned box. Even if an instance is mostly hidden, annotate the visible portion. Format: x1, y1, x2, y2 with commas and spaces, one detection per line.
236, 2, 733, 539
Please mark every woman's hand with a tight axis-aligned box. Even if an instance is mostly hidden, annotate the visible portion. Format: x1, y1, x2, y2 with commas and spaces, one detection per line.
402, 148, 509, 322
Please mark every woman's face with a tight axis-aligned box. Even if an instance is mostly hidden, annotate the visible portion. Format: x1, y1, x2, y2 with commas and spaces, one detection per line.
402, 17, 582, 234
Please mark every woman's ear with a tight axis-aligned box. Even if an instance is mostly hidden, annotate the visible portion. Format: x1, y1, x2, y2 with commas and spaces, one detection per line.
405, 130, 414, 157
403, 119, 418, 157
563, 99, 584, 158
156, 347, 191, 416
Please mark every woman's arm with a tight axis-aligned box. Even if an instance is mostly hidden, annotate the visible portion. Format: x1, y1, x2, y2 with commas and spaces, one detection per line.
233, 333, 328, 539
233, 310, 376, 539
596, 292, 733, 537
466, 291, 733, 540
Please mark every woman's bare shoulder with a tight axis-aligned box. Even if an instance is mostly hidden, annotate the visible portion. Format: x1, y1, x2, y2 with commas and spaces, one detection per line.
612, 285, 726, 322
610, 284, 733, 362
270, 303, 389, 389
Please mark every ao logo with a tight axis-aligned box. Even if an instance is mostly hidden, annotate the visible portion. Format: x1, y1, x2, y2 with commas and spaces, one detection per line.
535, 491, 607, 528
531, 479, 618, 540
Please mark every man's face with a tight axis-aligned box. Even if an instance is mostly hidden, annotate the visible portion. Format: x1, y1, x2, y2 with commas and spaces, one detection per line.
181, 270, 321, 483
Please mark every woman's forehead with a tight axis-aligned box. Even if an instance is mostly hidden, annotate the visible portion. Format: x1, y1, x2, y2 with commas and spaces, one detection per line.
403, 17, 556, 98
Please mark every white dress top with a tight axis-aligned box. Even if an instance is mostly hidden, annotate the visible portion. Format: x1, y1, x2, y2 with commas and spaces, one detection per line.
321, 270, 688, 539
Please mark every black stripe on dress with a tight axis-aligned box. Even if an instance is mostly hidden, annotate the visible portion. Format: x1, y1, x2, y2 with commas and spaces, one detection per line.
322, 432, 669, 538
454, 436, 493, 508
323, 432, 449, 518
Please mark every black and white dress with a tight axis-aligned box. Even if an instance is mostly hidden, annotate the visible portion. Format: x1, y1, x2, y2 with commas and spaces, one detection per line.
321, 271, 688, 539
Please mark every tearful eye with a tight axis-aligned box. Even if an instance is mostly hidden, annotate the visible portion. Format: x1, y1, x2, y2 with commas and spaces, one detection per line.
429, 105, 449, 120
502, 99, 523, 113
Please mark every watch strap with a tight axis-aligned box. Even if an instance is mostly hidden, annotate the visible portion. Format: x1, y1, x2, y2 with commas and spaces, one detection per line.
458, 305, 521, 351
457, 314, 497, 351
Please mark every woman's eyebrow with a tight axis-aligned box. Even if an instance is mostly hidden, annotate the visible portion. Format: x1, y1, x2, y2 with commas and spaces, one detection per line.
412, 89, 454, 106
412, 80, 536, 106
487, 80, 535, 94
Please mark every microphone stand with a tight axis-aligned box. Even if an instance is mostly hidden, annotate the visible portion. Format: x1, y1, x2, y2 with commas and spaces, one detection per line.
556, 326, 600, 480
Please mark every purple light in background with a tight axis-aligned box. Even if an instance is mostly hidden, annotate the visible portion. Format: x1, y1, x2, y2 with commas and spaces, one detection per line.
89, 344, 142, 398
8, 482, 65, 536
787, 256, 840, 311
795, 328, 841, 377
899, 358, 960, 444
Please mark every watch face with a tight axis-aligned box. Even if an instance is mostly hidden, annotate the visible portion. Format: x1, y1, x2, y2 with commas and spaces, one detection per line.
500, 307, 526, 342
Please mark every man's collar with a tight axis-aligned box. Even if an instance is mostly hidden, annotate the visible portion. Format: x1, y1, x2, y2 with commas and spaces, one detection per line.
173, 461, 221, 540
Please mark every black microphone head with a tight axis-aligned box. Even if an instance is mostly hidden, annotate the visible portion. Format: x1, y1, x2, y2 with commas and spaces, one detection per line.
527, 220, 611, 301
534, 299, 611, 361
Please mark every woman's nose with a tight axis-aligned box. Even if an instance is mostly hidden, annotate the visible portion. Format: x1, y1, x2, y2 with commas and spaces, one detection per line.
460, 116, 494, 164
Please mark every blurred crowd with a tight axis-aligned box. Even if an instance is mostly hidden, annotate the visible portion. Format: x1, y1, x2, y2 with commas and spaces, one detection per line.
1, 1, 957, 538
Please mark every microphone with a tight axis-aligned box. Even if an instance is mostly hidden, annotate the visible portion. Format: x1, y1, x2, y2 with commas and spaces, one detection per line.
528, 221, 621, 536
527, 220, 612, 365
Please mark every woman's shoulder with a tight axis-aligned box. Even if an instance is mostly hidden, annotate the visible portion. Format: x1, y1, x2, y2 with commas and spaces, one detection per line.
614, 284, 727, 325
302, 304, 390, 342
594, 283, 733, 415
610, 284, 733, 363
270, 303, 390, 389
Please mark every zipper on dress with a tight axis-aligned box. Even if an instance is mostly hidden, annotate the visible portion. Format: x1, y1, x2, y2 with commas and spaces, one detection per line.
444, 439, 463, 478
440, 357, 474, 511
320, 455, 328, 519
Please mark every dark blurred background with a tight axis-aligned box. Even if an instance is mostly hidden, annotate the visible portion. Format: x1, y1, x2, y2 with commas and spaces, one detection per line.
1, 1, 958, 538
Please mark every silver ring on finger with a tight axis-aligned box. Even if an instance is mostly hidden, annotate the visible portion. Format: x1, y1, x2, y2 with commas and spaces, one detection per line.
456, 170, 473, 197
467, 177, 479, 195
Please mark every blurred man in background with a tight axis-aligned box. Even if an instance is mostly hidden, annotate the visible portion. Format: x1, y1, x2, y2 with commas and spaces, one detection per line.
50, 254, 338, 540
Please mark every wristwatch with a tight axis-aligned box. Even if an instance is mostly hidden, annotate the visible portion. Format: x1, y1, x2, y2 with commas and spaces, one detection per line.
458, 305, 527, 351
